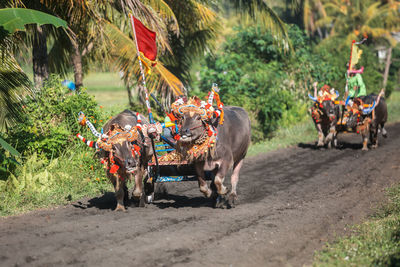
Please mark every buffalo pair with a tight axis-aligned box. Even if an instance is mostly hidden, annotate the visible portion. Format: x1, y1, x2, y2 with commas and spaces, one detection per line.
310, 93, 387, 150
87, 105, 251, 211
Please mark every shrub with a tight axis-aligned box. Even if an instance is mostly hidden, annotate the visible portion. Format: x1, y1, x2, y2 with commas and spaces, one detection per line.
198, 24, 333, 141
5, 75, 104, 160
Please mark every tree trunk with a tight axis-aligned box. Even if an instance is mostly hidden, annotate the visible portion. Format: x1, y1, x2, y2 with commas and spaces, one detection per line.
383, 47, 392, 89
127, 85, 134, 107
32, 25, 49, 88
71, 41, 83, 90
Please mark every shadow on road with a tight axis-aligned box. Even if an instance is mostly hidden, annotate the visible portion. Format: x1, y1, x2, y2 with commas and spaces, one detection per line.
71, 191, 212, 210
298, 142, 318, 150
153, 194, 213, 209
72, 192, 116, 210
335, 141, 363, 150
298, 141, 363, 150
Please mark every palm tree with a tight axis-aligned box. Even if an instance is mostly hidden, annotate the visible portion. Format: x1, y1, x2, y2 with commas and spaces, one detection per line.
0, 8, 66, 154
230, 0, 291, 49
156, 0, 220, 88
10, 0, 179, 90
317, 0, 399, 43
318, 0, 400, 88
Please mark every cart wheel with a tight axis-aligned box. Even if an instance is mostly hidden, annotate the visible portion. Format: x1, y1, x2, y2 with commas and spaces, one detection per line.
146, 193, 154, 204
144, 175, 155, 204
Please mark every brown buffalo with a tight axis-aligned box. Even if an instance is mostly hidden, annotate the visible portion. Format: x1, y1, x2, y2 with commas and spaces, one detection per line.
336, 93, 387, 150
309, 94, 340, 148
178, 106, 251, 208
80, 110, 152, 210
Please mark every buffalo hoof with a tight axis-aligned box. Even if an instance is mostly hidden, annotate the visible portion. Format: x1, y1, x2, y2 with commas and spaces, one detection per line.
382, 128, 388, 138
214, 194, 235, 209
214, 195, 227, 209
114, 203, 126, 212
139, 194, 146, 207
226, 193, 237, 209
131, 194, 146, 208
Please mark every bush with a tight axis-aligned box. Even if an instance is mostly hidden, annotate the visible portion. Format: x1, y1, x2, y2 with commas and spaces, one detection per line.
5, 75, 104, 160
316, 37, 392, 97
198, 24, 334, 141
0, 75, 115, 216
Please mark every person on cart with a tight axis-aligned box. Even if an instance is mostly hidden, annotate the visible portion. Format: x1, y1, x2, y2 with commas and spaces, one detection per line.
347, 67, 367, 99
312, 81, 337, 100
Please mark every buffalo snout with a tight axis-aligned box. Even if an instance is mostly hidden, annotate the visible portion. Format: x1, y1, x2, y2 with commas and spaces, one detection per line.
181, 127, 192, 137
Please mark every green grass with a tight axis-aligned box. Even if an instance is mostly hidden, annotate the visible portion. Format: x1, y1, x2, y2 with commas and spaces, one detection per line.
84, 72, 129, 109
0, 147, 113, 216
248, 120, 315, 156
387, 90, 400, 124
84, 72, 125, 92
313, 185, 400, 266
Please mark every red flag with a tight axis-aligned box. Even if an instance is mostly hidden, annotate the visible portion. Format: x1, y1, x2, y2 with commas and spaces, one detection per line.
132, 16, 157, 61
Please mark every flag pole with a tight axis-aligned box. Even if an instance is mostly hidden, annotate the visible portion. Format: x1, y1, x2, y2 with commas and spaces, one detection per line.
345, 40, 356, 95
129, 13, 154, 123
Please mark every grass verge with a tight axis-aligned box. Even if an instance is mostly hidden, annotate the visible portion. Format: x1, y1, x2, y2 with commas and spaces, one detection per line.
313, 185, 400, 266
0, 147, 113, 216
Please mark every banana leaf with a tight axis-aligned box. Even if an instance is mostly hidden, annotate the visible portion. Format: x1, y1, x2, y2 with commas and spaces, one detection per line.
0, 135, 20, 158
0, 8, 67, 35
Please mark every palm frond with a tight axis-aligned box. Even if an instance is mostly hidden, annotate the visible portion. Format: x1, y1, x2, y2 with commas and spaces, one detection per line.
141, 0, 179, 34
233, 0, 289, 50
0, 37, 32, 132
160, 0, 220, 85
104, 21, 184, 98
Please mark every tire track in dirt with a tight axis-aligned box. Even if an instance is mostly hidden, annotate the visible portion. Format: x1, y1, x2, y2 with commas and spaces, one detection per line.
1, 123, 400, 267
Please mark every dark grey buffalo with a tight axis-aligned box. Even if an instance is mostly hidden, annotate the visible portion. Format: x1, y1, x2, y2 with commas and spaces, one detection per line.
178, 106, 251, 208
309, 95, 340, 148
98, 110, 152, 210
363, 94, 388, 148
343, 93, 388, 150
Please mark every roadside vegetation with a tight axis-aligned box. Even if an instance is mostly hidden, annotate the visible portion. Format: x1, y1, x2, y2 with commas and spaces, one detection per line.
314, 185, 400, 266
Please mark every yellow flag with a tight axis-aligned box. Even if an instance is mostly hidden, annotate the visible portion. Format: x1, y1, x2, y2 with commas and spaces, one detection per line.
350, 44, 363, 71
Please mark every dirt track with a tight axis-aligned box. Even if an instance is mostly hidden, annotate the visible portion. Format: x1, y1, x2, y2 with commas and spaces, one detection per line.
1, 123, 400, 267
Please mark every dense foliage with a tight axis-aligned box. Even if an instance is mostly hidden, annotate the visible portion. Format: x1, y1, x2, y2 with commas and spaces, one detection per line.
198, 23, 395, 141
198, 25, 338, 141
0, 76, 112, 215
5, 75, 103, 160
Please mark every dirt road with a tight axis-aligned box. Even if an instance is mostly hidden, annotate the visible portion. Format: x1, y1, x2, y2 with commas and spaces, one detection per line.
1, 123, 400, 267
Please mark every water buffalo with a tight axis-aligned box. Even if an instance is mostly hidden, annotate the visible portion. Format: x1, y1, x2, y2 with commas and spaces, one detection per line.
309, 94, 340, 148
337, 93, 387, 150
363, 94, 388, 148
101, 110, 155, 210
178, 106, 251, 208
79, 110, 152, 210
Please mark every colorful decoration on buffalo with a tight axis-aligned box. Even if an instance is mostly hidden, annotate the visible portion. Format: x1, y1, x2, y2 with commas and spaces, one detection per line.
169, 84, 224, 161
76, 112, 144, 179
171, 84, 225, 124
